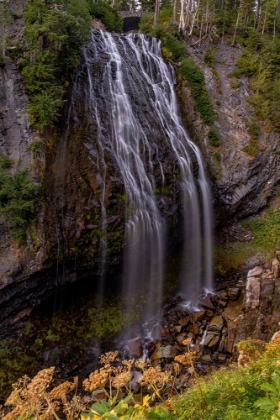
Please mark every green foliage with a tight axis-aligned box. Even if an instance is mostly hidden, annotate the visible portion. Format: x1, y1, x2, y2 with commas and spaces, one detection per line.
229, 76, 241, 89
27, 139, 42, 158
247, 118, 259, 140
208, 127, 220, 147
173, 340, 280, 419
255, 377, 280, 419
242, 203, 280, 254
21, 0, 92, 130
139, 12, 214, 126
163, 33, 188, 61
204, 49, 216, 68
243, 140, 260, 157
236, 31, 280, 132
0, 154, 38, 240
215, 195, 280, 275
88, 2, 123, 32
180, 58, 215, 124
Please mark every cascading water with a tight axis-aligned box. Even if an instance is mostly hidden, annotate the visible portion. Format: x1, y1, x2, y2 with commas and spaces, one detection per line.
83, 30, 213, 318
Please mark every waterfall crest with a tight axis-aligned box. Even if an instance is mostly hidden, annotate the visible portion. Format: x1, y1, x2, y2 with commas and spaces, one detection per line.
83, 30, 213, 314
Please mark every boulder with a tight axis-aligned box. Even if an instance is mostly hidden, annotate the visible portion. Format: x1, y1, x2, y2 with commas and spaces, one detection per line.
151, 344, 178, 361
199, 295, 215, 310
208, 316, 224, 332
245, 277, 261, 309
192, 310, 205, 322
247, 266, 263, 278
227, 287, 240, 300
130, 371, 143, 393
127, 337, 143, 358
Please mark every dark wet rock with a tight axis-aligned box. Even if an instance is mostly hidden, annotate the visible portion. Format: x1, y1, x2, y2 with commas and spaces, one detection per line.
208, 316, 224, 332
228, 287, 240, 300
211, 295, 228, 307
217, 354, 227, 362
199, 295, 215, 310
203, 332, 217, 346
192, 310, 205, 322
174, 325, 182, 333
150, 344, 178, 361
176, 333, 188, 344
178, 316, 190, 327
201, 354, 211, 362
127, 337, 143, 358
207, 335, 220, 348
91, 390, 107, 402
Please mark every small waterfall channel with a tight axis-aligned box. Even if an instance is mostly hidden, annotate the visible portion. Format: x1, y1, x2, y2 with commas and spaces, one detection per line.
82, 30, 213, 319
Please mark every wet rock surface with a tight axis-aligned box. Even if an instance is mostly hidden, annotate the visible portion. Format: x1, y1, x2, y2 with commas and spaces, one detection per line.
119, 252, 280, 377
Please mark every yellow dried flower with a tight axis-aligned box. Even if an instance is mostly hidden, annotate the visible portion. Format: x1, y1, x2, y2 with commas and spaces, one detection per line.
83, 370, 108, 392
182, 338, 192, 346
141, 366, 170, 387
100, 351, 119, 365
273, 334, 280, 345
122, 359, 135, 371
174, 352, 196, 366
49, 381, 75, 401
135, 359, 147, 371
112, 371, 131, 389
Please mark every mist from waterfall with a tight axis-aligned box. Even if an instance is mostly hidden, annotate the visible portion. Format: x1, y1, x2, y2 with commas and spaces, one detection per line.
83, 30, 213, 318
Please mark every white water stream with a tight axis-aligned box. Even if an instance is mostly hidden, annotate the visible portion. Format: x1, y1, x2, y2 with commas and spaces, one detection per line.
84, 30, 213, 318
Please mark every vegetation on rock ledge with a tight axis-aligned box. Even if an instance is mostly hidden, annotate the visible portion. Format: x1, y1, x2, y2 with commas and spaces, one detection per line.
0, 154, 39, 240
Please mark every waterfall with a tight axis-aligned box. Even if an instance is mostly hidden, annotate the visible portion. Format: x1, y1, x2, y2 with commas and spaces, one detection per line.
83, 30, 213, 316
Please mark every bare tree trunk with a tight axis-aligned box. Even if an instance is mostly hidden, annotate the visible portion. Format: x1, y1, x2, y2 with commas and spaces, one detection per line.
173, 0, 178, 23
261, 7, 267, 35
154, 0, 160, 27
277, 0, 280, 15
232, 8, 240, 45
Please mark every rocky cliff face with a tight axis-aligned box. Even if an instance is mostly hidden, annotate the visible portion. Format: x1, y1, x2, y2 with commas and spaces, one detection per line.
184, 42, 280, 223
1, 32, 280, 327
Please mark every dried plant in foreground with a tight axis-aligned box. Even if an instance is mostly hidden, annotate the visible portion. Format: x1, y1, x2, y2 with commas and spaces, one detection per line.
4, 367, 80, 420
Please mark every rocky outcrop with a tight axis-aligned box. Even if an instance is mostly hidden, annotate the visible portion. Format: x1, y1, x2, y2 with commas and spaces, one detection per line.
185, 42, 280, 223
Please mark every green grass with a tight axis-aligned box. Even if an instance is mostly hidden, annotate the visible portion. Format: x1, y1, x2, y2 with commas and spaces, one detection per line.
214, 196, 280, 275
172, 340, 280, 419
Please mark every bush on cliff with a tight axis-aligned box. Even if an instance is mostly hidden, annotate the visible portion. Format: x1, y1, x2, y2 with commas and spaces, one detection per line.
0, 154, 38, 240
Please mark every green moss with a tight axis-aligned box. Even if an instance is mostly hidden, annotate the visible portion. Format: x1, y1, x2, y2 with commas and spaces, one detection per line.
208, 127, 220, 147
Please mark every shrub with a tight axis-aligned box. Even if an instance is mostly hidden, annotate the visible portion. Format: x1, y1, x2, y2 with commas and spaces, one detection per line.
229, 76, 241, 88
237, 53, 259, 77
0, 155, 39, 240
204, 49, 216, 67
163, 33, 188, 61
89, 3, 123, 32
21, 0, 92, 131
180, 58, 215, 124
208, 127, 220, 146
248, 118, 259, 140
243, 140, 260, 157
